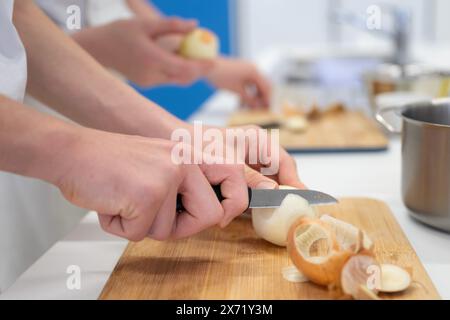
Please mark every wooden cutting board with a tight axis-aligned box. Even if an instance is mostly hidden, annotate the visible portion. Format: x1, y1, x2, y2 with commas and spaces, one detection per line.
99, 198, 440, 300
228, 111, 388, 153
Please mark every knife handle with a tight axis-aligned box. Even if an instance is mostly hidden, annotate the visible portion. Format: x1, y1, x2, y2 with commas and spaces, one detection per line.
176, 185, 253, 213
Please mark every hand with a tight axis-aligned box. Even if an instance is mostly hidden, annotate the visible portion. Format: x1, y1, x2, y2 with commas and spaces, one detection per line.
52, 128, 248, 241
228, 126, 305, 190
73, 18, 213, 86
207, 58, 272, 109
184, 124, 305, 190
245, 146, 305, 190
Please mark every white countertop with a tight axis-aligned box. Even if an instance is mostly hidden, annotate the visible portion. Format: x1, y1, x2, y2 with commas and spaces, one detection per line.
2, 91, 450, 300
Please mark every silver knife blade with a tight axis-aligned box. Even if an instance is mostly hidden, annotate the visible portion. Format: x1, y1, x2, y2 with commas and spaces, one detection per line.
249, 189, 337, 208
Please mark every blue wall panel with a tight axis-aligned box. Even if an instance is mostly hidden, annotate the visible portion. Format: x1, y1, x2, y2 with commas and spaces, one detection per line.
134, 0, 231, 120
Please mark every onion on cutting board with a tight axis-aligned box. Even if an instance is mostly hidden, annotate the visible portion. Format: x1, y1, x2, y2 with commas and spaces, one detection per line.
282, 213, 412, 299
251, 188, 413, 299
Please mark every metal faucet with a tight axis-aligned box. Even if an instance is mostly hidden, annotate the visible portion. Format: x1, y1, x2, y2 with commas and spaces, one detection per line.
330, 3, 411, 68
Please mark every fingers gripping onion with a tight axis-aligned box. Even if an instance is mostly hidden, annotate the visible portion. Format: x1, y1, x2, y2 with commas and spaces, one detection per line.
179, 28, 219, 59
287, 217, 353, 286
252, 186, 316, 246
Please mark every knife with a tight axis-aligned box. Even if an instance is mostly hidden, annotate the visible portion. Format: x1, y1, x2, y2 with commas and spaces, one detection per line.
176, 185, 337, 212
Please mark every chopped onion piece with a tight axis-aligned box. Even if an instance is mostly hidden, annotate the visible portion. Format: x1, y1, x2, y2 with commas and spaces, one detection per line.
282, 265, 309, 283
380, 264, 411, 293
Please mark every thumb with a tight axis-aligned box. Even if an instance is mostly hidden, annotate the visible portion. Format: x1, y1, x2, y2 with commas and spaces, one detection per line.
245, 166, 278, 189
144, 18, 197, 37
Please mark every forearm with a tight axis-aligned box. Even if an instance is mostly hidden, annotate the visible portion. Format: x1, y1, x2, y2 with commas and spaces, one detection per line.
13, 0, 188, 139
0, 95, 77, 184
70, 25, 117, 71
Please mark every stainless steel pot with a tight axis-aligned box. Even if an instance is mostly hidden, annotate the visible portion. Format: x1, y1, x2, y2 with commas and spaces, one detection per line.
377, 98, 450, 232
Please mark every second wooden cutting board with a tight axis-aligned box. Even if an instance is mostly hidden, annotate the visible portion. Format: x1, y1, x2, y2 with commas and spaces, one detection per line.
99, 198, 440, 300
228, 111, 388, 153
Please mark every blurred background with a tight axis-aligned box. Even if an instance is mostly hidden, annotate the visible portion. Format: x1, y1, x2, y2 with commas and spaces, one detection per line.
140, 0, 450, 119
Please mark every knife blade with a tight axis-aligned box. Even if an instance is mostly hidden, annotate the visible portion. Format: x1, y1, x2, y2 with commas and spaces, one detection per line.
248, 188, 337, 208
176, 186, 337, 212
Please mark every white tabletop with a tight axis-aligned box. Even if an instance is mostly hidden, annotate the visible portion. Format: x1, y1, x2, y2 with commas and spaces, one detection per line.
2, 91, 450, 300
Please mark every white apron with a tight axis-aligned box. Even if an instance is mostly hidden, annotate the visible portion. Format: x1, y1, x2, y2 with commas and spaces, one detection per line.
0, 1, 85, 292
1, 0, 133, 293
36, 0, 133, 32
0, 0, 27, 101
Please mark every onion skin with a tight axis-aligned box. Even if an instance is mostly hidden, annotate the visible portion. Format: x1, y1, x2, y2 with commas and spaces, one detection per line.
287, 217, 354, 286
319, 214, 374, 252
355, 285, 381, 300
287, 215, 409, 300
340, 253, 380, 299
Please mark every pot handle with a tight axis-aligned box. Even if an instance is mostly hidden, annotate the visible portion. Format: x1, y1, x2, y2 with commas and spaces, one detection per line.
375, 106, 403, 134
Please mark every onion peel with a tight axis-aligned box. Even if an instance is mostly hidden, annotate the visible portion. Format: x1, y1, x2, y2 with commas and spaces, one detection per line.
287, 217, 354, 286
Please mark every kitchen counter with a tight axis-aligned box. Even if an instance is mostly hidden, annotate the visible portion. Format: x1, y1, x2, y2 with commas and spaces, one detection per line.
2, 91, 450, 300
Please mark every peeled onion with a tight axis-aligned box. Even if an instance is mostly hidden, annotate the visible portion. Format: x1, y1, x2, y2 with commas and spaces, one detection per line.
287, 217, 353, 286
179, 28, 219, 59
252, 186, 316, 246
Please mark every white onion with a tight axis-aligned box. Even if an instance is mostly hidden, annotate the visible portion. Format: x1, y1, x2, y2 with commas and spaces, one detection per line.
252, 186, 316, 246
179, 28, 219, 59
